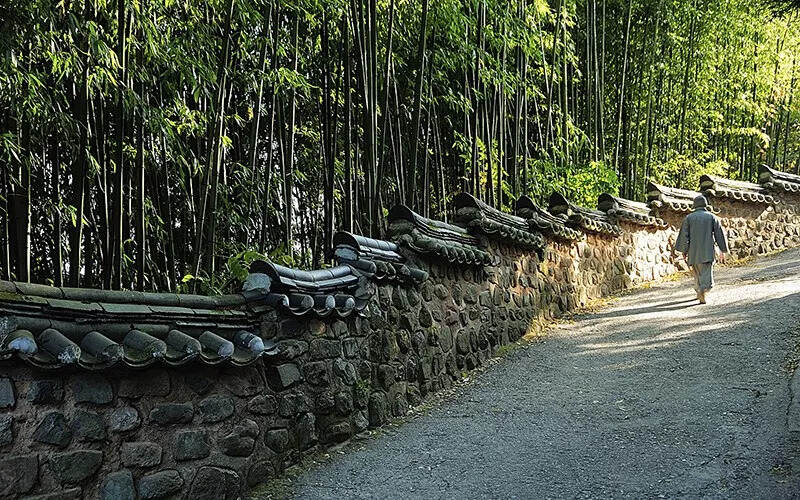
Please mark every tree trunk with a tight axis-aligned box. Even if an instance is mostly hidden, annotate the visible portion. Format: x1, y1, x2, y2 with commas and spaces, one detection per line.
259, 3, 281, 253
111, 0, 127, 289
408, 0, 430, 210
283, 13, 300, 258
344, 11, 353, 232
322, 8, 335, 259
135, 43, 145, 291
246, 3, 272, 246
192, 0, 235, 282
613, 0, 633, 174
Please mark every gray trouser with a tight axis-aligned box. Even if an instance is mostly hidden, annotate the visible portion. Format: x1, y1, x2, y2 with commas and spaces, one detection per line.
691, 262, 714, 293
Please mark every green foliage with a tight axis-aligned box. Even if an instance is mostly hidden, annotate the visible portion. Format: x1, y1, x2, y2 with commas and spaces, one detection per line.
226, 249, 269, 283
1, 0, 799, 291
267, 245, 298, 269
178, 273, 217, 296
355, 379, 371, 401
651, 153, 732, 191
564, 162, 621, 208
526, 160, 621, 208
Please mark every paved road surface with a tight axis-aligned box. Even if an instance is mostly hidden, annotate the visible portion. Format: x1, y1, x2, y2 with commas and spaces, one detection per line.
286, 250, 800, 499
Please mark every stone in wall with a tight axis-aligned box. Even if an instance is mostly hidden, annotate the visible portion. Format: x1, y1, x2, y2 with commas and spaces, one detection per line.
0, 414, 12, 447
109, 407, 140, 433
70, 410, 107, 442
188, 466, 241, 500
218, 419, 259, 456
69, 374, 113, 405
50, 450, 104, 484
197, 395, 235, 423
27, 379, 64, 404
149, 403, 194, 426
100, 470, 135, 500
0, 454, 38, 496
121, 442, 162, 468
137, 469, 183, 499
33, 412, 73, 448
0, 377, 16, 409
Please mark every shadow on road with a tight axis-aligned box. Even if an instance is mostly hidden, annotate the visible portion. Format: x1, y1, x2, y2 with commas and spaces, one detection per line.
734, 258, 800, 283
579, 297, 701, 320
570, 290, 799, 359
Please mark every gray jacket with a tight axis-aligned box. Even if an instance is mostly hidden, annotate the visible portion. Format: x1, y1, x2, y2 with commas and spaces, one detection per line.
675, 208, 729, 265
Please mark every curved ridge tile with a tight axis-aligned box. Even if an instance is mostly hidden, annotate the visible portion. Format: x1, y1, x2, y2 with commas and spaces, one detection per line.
244, 259, 369, 317
516, 196, 584, 241
33, 328, 81, 367
646, 181, 714, 213
1, 280, 270, 370
548, 193, 622, 237
198, 331, 235, 364
597, 193, 667, 229
453, 192, 546, 249
387, 205, 493, 266
333, 231, 428, 286
123, 329, 168, 368
332, 232, 404, 263
699, 174, 774, 204
79, 331, 124, 369
0, 327, 37, 360
164, 329, 202, 366
762, 167, 800, 193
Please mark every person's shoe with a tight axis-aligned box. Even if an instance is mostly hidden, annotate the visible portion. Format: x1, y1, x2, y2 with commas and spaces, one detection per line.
698, 291, 706, 304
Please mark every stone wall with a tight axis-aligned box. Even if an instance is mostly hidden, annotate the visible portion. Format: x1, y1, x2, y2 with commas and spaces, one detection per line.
3, 182, 800, 499
714, 193, 800, 260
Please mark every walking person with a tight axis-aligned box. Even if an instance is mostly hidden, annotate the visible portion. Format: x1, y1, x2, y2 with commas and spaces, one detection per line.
674, 195, 729, 304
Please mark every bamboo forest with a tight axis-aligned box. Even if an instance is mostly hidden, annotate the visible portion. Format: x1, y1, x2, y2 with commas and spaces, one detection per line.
2, 0, 800, 292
